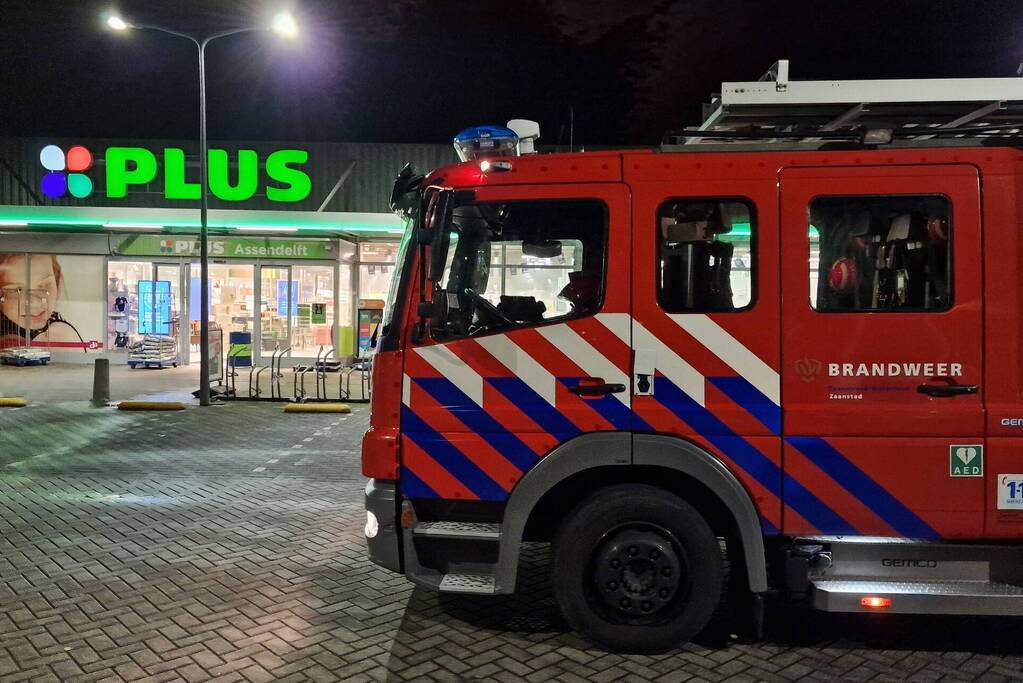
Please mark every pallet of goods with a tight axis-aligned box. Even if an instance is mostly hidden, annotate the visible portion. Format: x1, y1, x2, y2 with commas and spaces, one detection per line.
127, 335, 178, 369
0, 347, 51, 366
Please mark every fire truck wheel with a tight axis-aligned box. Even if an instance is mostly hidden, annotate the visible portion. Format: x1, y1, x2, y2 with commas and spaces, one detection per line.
552, 483, 723, 653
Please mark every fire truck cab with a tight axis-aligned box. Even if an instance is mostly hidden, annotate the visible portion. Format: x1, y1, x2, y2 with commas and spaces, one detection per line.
362, 63, 1023, 652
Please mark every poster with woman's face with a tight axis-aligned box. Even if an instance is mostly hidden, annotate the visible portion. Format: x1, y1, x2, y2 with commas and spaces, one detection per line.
0, 253, 104, 352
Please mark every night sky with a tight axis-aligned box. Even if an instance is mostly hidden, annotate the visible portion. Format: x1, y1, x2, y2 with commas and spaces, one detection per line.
2, 0, 1021, 147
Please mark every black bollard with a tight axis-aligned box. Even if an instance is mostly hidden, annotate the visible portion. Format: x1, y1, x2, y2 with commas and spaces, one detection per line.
92, 358, 110, 407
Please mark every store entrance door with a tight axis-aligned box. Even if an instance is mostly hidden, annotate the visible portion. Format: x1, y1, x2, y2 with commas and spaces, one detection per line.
255, 263, 338, 364
258, 265, 294, 362
200, 263, 255, 366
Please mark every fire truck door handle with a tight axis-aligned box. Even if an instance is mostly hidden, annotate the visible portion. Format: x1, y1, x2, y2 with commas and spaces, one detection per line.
569, 382, 627, 396
917, 384, 978, 397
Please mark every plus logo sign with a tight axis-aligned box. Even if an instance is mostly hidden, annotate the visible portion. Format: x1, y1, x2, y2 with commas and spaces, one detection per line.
40, 144, 94, 198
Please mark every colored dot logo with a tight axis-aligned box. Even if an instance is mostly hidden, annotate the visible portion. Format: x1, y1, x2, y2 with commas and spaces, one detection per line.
159, 241, 175, 254
40, 144, 94, 198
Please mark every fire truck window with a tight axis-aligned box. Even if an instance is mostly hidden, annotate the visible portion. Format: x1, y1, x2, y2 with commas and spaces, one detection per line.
656, 199, 754, 313
430, 199, 607, 340
809, 195, 951, 312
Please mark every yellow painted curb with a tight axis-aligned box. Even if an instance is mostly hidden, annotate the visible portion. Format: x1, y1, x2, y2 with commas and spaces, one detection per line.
117, 401, 185, 411
284, 403, 352, 414
0, 397, 27, 407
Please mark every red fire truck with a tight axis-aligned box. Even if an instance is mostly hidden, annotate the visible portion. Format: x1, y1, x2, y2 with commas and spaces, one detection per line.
362, 62, 1023, 652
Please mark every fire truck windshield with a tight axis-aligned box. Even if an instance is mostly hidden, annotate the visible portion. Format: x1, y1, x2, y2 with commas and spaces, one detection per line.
426, 198, 607, 340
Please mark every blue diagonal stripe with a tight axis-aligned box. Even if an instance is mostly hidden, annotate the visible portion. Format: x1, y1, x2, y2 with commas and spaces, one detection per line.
401, 405, 508, 500
782, 473, 858, 535
654, 377, 856, 534
487, 377, 581, 439
413, 378, 539, 472
654, 378, 780, 495
787, 437, 939, 538
708, 376, 782, 434
400, 465, 440, 498
557, 377, 653, 432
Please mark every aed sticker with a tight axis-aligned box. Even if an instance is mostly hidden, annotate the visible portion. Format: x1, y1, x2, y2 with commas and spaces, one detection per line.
949, 445, 983, 477
997, 474, 1023, 510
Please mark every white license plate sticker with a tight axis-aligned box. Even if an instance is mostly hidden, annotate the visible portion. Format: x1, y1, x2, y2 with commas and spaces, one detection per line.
997, 474, 1023, 510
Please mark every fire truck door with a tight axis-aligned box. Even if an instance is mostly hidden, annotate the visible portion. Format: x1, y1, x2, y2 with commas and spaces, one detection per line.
780, 165, 984, 539
400, 183, 632, 502
629, 178, 783, 534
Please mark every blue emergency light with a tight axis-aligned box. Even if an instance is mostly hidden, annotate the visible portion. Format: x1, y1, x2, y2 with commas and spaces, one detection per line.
453, 125, 519, 162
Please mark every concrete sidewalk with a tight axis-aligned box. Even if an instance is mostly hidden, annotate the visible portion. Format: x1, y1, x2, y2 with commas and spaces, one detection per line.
1, 363, 201, 404
0, 361, 368, 405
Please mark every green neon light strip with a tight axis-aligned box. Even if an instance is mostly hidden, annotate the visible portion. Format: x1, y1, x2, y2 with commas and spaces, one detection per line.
7, 213, 829, 238
721, 222, 819, 239
0, 216, 402, 233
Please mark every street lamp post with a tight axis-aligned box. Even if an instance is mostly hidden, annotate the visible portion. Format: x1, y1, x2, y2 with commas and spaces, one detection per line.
105, 12, 298, 406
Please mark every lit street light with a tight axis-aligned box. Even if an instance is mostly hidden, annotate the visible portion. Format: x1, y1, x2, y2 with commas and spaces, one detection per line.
104, 10, 298, 406
271, 12, 299, 38
105, 15, 129, 31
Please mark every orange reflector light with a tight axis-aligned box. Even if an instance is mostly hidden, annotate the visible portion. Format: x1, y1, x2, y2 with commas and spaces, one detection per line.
860, 596, 891, 609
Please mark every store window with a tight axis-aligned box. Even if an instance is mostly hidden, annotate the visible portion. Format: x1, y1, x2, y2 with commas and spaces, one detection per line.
358, 242, 398, 304
429, 198, 607, 340
107, 262, 153, 350
292, 265, 335, 356
206, 264, 254, 361
809, 195, 951, 312
260, 267, 292, 352
656, 198, 755, 313
108, 262, 182, 352
359, 242, 401, 263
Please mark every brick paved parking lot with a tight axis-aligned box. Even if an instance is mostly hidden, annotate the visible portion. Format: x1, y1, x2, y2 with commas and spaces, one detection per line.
3, 398, 1023, 681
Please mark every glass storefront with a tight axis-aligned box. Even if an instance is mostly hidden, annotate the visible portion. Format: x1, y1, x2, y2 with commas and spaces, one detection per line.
107, 261, 185, 360
292, 265, 335, 357
259, 266, 292, 354
358, 242, 399, 304
205, 264, 255, 362
106, 261, 152, 351
255, 265, 336, 358
4, 234, 399, 364
106, 253, 352, 365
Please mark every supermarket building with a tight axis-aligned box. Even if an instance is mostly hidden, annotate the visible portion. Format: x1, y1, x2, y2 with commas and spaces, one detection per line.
0, 136, 453, 365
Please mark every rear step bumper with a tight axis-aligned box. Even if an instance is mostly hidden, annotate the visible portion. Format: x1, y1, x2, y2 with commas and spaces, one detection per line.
813, 579, 1023, 615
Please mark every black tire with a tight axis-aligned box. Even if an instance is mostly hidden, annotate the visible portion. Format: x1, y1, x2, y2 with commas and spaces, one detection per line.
552, 483, 723, 653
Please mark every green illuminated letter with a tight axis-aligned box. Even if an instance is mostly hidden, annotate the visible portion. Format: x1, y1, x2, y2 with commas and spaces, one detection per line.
164, 148, 201, 200
265, 149, 311, 202
105, 147, 157, 198
208, 149, 259, 201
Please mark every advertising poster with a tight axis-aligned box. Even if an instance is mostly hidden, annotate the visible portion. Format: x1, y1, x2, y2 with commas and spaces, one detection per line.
0, 253, 104, 353
138, 280, 172, 335
357, 307, 383, 356
209, 328, 223, 383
